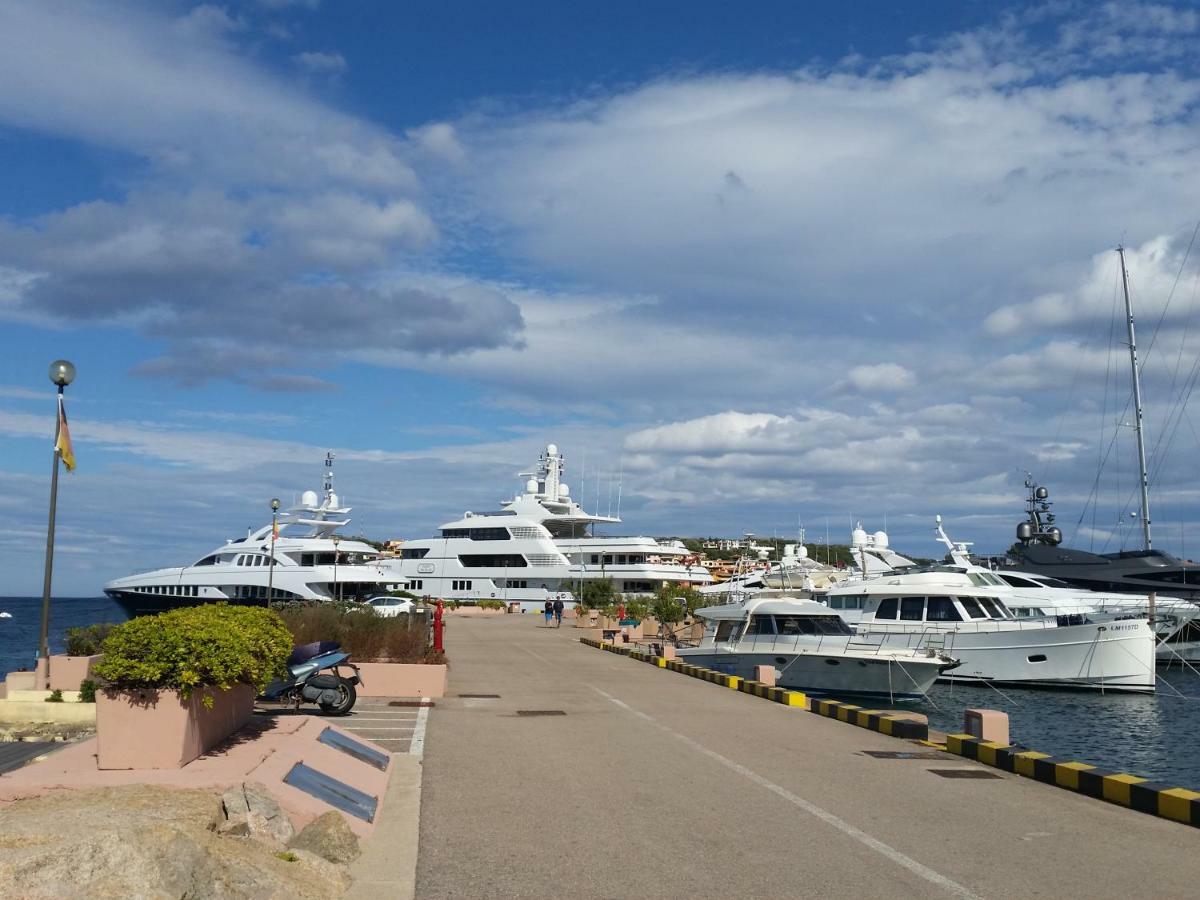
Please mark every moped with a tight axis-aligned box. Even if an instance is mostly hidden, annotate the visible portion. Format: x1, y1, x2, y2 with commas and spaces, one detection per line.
260, 641, 361, 716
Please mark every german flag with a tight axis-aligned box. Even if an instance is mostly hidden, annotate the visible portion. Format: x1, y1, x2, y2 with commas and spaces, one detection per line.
55, 395, 75, 471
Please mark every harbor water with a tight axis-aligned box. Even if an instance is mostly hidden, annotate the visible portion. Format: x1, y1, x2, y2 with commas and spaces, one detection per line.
0, 596, 127, 678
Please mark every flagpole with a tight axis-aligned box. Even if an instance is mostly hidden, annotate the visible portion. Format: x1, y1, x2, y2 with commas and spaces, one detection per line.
39, 361, 76, 677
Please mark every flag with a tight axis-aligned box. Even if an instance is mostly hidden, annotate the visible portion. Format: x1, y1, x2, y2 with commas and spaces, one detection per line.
55, 395, 75, 472
272, 520, 280, 541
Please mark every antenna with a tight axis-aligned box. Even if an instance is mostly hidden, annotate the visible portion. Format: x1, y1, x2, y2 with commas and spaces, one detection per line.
615, 457, 623, 520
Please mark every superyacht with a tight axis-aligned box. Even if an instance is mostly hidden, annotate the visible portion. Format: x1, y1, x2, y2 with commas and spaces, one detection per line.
104, 453, 400, 617
387, 443, 711, 610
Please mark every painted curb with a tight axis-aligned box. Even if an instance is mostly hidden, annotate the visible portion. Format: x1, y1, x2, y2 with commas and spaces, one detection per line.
809, 698, 929, 741
944, 733, 1200, 827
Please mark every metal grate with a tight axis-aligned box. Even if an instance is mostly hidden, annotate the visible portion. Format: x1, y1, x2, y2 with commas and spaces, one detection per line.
283, 762, 379, 822
928, 769, 1002, 779
458, 693, 501, 699
388, 700, 434, 707
861, 750, 948, 760
318, 727, 391, 771
516, 710, 566, 717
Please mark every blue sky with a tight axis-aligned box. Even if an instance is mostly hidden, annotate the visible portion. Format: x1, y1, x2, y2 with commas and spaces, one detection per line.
4, 0, 1200, 593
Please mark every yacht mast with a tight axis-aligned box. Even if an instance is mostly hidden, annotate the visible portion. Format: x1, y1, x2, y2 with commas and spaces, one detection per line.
1117, 245, 1153, 550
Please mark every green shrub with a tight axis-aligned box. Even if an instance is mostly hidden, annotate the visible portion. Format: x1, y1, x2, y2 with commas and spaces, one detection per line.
92, 605, 293, 700
78, 680, 97, 703
272, 601, 434, 663
45, 689, 63, 703
477, 599, 506, 611
579, 579, 616, 611
65, 623, 118, 656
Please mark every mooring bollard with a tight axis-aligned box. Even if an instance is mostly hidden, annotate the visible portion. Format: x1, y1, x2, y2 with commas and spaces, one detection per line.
754, 665, 776, 686
964, 708, 1009, 745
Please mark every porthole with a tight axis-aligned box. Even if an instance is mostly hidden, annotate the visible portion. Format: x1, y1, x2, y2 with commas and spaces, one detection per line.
774, 657, 788, 666
1027, 654, 1047, 663
824, 659, 841, 666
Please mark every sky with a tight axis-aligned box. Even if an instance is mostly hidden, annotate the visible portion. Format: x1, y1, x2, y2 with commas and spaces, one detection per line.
4, 0, 1200, 594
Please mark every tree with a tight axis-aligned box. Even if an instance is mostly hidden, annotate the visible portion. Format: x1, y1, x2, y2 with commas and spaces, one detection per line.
579, 578, 617, 611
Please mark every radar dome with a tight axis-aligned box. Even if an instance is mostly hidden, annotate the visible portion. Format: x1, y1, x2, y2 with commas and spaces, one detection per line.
1047, 527, 1063, 545
559, 483, 569, 497
301, 490, 318, 507
797, 544, 809, 559
851, 526, 868, 547
327, 492, 339, 508
1016, 522, 1033, 541
757, 549, 770, 561
547, 443, 558, 455
873, 531, 889, 549
1035, 486, 1049, 500
526, 479, 539, 493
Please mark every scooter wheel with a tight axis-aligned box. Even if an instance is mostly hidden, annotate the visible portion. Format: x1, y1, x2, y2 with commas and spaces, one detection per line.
319, 678, 357, 716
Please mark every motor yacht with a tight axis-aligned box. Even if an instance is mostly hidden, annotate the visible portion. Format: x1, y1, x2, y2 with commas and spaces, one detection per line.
104, 453, 400, 617
678, 595, 957, 701
936, 518, 1200, 664
387, 444, 711, 610
823, 565, 1157, 693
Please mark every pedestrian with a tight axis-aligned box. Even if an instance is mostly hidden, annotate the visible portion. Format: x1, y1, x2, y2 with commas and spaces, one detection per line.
544, 597, 553, 626
553, 594, 565, 627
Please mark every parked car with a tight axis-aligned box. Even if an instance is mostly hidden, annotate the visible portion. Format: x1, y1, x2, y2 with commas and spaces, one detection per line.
362, 595, 416, 617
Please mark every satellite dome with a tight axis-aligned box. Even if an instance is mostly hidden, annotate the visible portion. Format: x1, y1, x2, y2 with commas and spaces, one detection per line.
873, 531, 889, 549
526, 479, 538, 493
1016, 522, 1033, 541
797, 544, 809, 559
547, 443, 558, 455
1035, 486, 1049, 500
559, 483, 569, 497
327, 492, 339, 508
851, 525, 868, 547
301, 490, 318, 507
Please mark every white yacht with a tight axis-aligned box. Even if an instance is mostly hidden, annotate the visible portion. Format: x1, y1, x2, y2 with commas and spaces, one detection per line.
935, 518, 1200, 664
678, 595, 957, 701
104, 453, 400, 617
387, 443, 711, 610
824, 565, 1157, 693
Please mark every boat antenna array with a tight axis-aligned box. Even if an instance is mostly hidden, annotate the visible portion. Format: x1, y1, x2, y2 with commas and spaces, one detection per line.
1016, 475, 1062, 546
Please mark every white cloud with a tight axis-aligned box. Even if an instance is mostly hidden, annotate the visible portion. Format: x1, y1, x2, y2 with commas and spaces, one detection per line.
844, 363, 917, 392
293, 51, 347, 74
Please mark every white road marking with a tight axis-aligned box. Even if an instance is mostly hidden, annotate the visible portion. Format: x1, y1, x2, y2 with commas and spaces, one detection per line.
410, 699, 430, 758
592, 687, 983, 900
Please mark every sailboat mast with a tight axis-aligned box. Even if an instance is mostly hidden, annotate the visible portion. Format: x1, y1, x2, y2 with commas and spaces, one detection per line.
1117, 245, 1153, 550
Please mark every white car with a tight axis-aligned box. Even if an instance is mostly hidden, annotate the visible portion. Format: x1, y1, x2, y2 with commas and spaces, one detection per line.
363, 596, 416, 617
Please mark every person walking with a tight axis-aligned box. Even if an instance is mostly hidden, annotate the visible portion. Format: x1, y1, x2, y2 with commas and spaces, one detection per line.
543, 597, 553, 626
553, 594, 565, 627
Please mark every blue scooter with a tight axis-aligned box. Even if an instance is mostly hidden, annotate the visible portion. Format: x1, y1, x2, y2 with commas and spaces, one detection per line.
260, 641, 362, 716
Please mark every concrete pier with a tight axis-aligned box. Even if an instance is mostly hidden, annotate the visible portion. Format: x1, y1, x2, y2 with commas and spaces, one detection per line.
416, 614, 1200, 899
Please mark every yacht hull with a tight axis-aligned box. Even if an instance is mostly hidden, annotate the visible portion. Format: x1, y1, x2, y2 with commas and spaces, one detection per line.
675, 648, 942, 702
855, 620, 1156, 693
105, 589, 278, 619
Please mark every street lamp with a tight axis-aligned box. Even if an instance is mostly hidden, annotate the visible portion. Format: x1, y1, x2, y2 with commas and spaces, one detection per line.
332, 534, 341, 603
267, 498, 280, 605
39, 360, 76, 678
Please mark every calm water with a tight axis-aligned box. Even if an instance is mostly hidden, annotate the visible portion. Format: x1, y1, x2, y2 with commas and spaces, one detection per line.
917, 670, 1200, 789
0, 596, 127, 676
5, 597, 1200, 788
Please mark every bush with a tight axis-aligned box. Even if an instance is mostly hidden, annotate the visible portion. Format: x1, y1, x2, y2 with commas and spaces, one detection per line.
78, 680, 97, 703
45, 689, 64, 703
578, 579, 617, 611
272, 601, 435, 663
92, 605, 293, 700
650, 584, 710, 624
477, 600, 506, 611
65, 623, 118, 656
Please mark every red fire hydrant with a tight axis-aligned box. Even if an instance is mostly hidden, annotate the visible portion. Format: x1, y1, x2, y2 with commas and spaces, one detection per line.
433, 599, 445, 653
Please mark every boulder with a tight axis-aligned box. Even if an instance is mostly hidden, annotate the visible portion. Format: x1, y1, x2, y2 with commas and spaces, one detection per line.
0, 785, 348, 898
213, 781, 295, 844
288, 810, 361, 864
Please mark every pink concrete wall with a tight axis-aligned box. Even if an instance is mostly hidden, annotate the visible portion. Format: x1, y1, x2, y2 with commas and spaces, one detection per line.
48, 654, 102, 692
96, 684, 256, 770
355, 662, 446, 698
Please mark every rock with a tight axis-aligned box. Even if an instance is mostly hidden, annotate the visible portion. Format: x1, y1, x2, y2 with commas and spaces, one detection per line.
213, 781, 295, 844
288, 811, 361, 864
0, 785, 348, 899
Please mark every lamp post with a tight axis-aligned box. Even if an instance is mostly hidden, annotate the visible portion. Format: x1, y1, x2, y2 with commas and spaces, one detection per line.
39, 359, 76, 674
267, 498, 280, 605
332, 534, 341, 603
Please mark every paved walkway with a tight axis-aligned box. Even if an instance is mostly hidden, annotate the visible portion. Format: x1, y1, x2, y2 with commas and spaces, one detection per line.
417, 614, 1200, 899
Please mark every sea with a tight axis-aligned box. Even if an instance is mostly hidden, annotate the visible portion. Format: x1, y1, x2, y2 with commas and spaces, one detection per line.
4, 595, 1200, 788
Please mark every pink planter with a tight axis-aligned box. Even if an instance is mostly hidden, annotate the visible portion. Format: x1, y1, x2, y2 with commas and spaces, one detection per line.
48, 654, 102, 692
355, 662, 446, 698
96, 684, 256, 770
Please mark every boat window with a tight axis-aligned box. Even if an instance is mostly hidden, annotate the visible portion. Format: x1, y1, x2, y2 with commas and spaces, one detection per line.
442, 528, 469, 538
746, 615, 776, 635
998, 574, 1041, 588
401, 548, 429, 559
812, 616, 853, 635
714, 621, 739, 642
469, 527, 511, 541
195, 555, 218, 566
958, 596, 987, 619
967, 573, 990, 587
926, 596, 962, 622
459, 554, 528, 568
874, 598, 898, 619
899, 597, 925, 621
977, 597, 1006, 618
591, 555, 600, 564
827, 596, 842, 610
